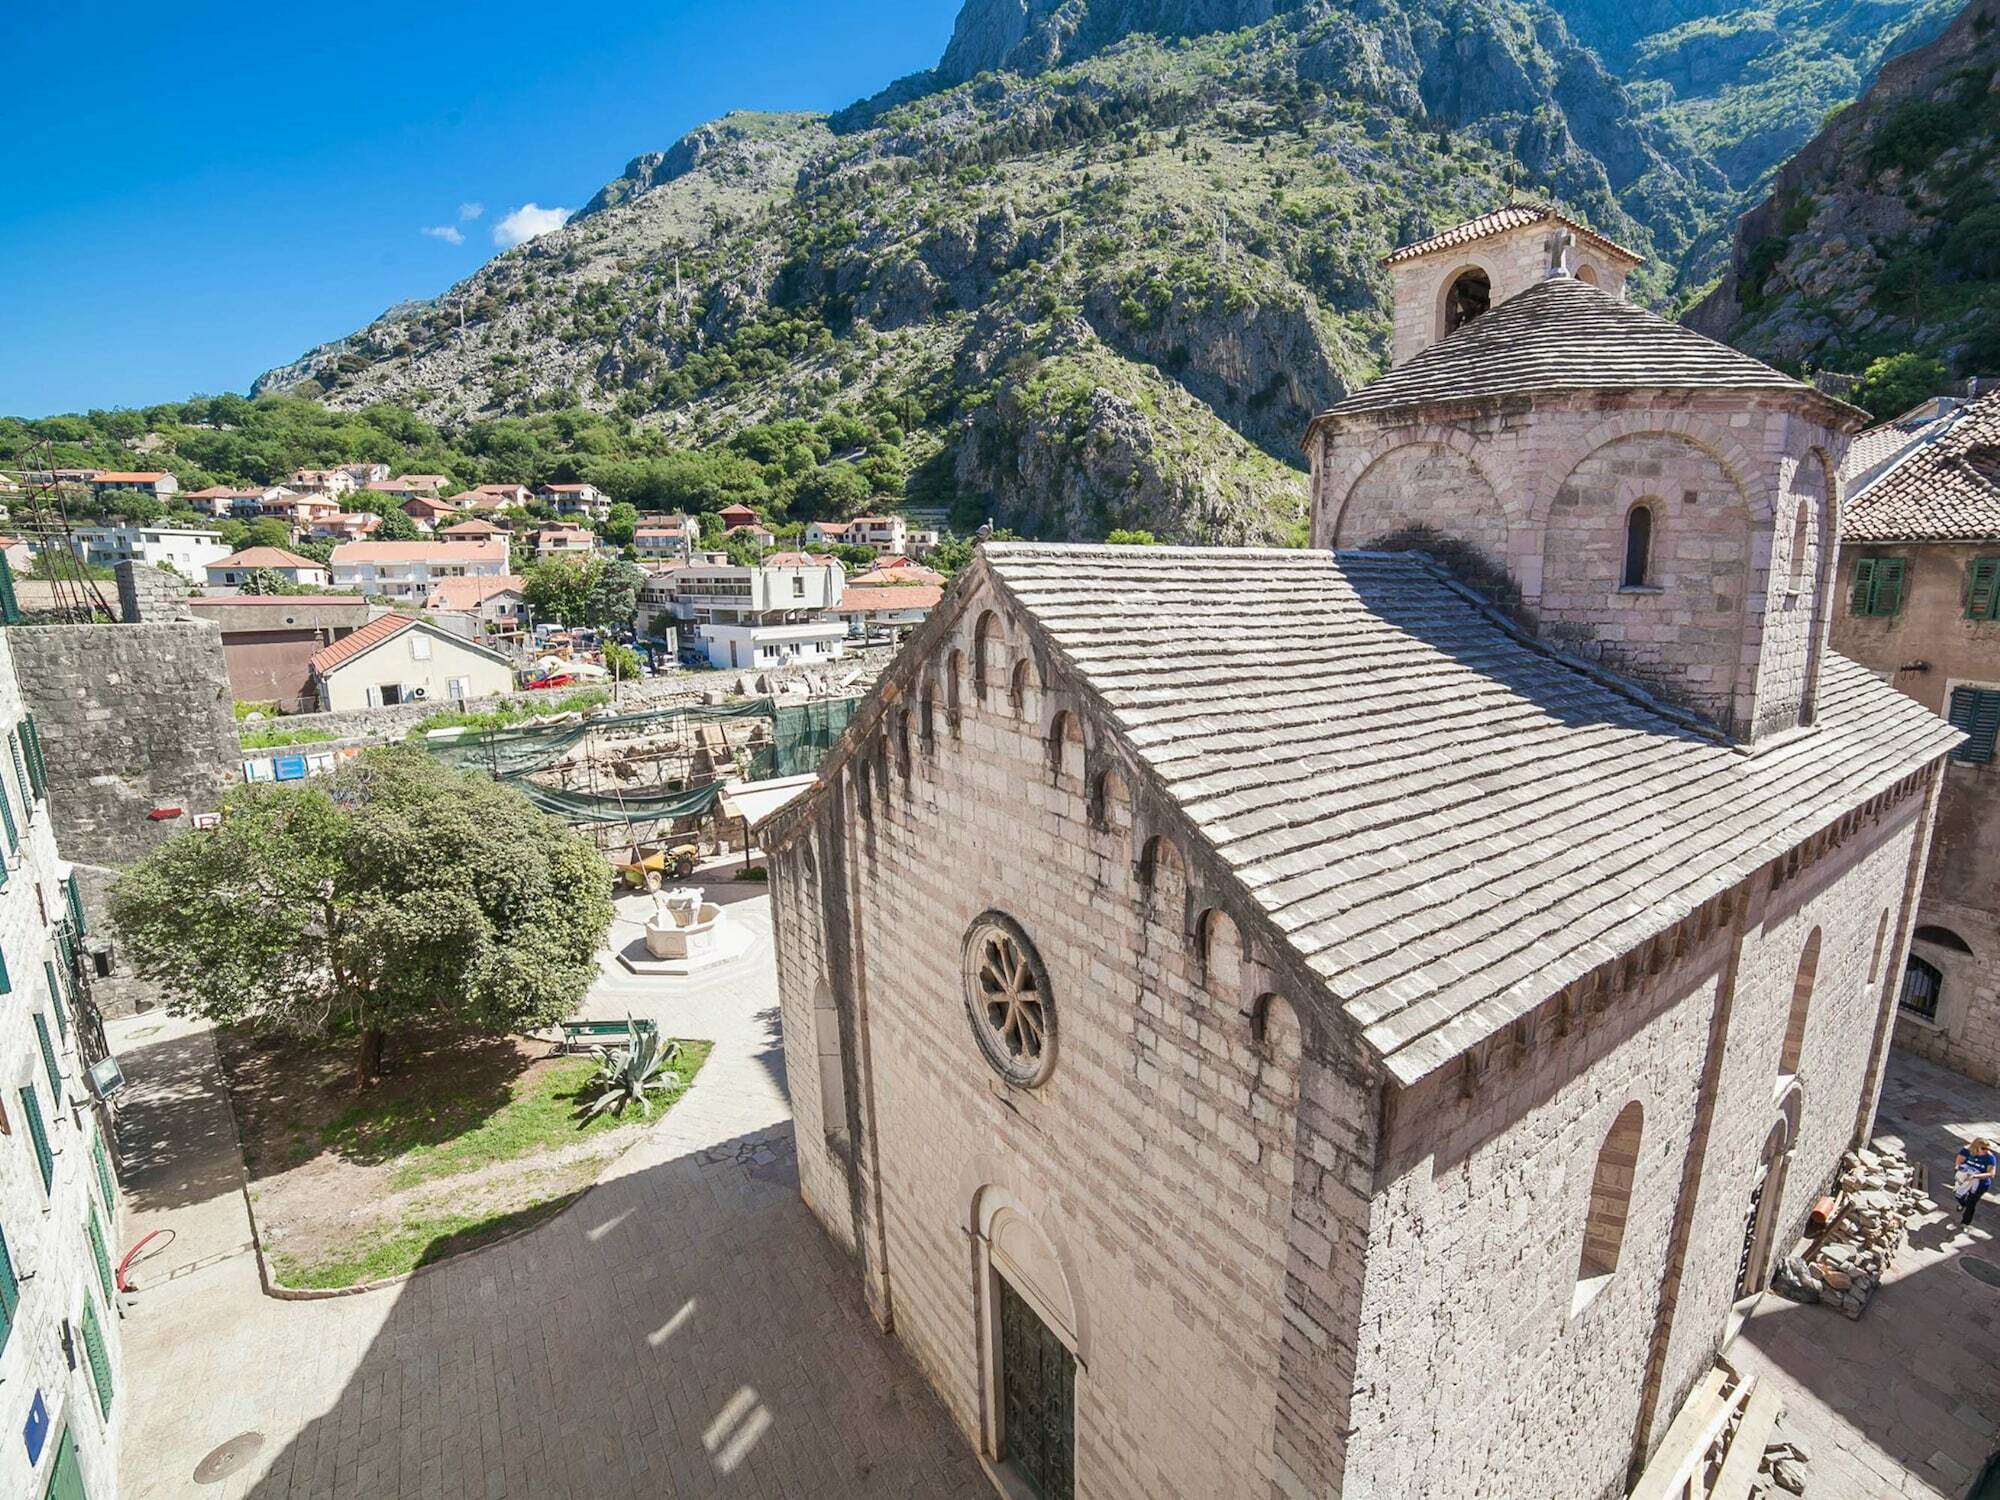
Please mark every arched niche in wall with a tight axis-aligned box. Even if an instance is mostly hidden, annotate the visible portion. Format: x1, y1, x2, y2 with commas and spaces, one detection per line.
1046, 709, 1084, 782
1090, 765, 1131, 835
1437, 263, 1492, 339
1198, 908, 1243, 999
1009, 656, 1038, 720
1330, 437, 1507, 571
972, 610, 1003, 702
1575, 1099, 1644, 1315
1140, 834, 1188, 928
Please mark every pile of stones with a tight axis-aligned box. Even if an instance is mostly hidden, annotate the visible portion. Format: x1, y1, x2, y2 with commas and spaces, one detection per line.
1769, 1144, 1926, 1318
1753, 1437, 1810, 1496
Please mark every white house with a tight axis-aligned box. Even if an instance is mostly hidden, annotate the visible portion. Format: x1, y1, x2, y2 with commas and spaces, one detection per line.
87, 470, 179, 502
328, 538, 508, 600
651, 552, 846, 670
203, 546, 331, 592
308, 612, 516, 711
72, 524, 229, 575
289, 468, 357, 497
533, 526, 598, 561
633, 516, 698, 562
805, 515, 909, 555
538, 482, 609, 520
426, 574, 529, 639
828, 580, 943, 642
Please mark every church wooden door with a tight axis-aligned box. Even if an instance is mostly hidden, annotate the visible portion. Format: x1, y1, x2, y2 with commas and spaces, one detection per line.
999, 1274, 1075, 1500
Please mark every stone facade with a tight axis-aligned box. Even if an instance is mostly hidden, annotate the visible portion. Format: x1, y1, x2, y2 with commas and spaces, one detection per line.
1831, 537, 2000, 1082
0, 634, 126, 1500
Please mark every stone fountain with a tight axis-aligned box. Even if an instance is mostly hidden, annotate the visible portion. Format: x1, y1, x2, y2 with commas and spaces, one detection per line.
620, 885, 752, 976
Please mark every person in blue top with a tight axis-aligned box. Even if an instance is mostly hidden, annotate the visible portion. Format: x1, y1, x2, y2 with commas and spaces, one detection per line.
1955, 1137, 1997, 1226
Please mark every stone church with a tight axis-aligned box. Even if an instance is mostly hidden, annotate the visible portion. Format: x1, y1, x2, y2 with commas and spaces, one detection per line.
757, 204, 1960, 1499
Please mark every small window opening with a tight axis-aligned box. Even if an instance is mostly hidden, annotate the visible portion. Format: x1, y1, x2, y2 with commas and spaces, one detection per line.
1443, 269, 1491, 336
1576, 1101, 1644, 1311
1900, 956, 1942, 1021
1915, 924, 1974, 954
1622, 505, 1653, 588
1789, 499, 1811, 595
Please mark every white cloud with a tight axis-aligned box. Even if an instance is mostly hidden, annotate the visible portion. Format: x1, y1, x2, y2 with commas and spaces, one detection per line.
493, 203, 570, 248
420, 224, 464, 245
458, 201, 484, 221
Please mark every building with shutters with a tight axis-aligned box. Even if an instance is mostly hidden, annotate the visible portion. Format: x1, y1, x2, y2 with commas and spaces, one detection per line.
754, 208, 1960, 1500
0, 636, 125, 1500
1833, 387, 2000, 1083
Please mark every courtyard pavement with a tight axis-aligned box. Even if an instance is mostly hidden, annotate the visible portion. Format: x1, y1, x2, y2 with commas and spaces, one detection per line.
107, 882, 984, 1499
1731, 1050, 2000, 1499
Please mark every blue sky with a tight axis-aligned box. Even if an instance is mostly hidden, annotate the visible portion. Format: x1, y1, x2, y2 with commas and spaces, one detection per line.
0, 0, 961, 418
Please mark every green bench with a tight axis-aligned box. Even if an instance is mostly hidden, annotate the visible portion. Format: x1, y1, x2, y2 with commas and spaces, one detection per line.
555, 1017, 658, 1054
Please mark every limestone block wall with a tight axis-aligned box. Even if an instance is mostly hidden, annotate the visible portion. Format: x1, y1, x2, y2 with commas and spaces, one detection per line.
1311, 392, 1850, 740
0, 641, 124, 1500
1386, 229, 1630, 367
775, 574, 1379, 1499
1890, 895, 2000, 1084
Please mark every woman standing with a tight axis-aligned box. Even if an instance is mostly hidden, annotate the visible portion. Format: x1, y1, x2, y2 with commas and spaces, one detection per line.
1955, 1137, 1997, 1226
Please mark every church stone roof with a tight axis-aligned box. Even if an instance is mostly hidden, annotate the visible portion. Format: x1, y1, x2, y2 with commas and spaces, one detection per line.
973, 543, 1955, 1086
1844, 389, 2000, 543
1381, 201, 1644, 267
1312, 277, 1861, 429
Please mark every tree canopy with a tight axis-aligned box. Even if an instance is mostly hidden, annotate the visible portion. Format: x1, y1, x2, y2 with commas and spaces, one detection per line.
109, 748, 613, 1082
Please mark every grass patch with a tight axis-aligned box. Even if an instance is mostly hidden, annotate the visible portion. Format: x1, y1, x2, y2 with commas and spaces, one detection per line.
322, 1041, 711, 1190
272, 1192, 584, 1289
240, 725, 338, 749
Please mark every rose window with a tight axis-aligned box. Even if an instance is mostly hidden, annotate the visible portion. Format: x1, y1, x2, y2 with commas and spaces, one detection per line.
962, 912, 1056, 1087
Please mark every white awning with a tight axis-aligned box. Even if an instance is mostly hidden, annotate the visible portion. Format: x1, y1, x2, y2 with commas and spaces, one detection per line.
718, 773, 819, 829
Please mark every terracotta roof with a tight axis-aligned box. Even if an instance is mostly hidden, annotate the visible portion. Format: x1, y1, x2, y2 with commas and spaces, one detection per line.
765, 551, 843, 568
329, 539, 506, 566
1845, 389, 2000, 543
957, 543, 1954, 1086
834, 584, 944, 613
542, 483, 595, 493
92, 471, 170, 484
425, 574, 525, 611
852, 565, 946, 590
1314, 277, 1858, 427
190, 594, 368, 606
441, 518, 505, 536
402, 494, 459, 513
309, 612, 418, 674
208, 546, 323, 571
1382, 201, 1645, 267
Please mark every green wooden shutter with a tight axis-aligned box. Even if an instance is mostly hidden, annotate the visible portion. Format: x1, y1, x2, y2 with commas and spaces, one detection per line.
1849, 557, 1876, 615
22, 715, 46, 800
0, 552, 19, 625
0, 1226, 17, 1356
46, 960, 69, 1039
1949, 686, 2000, 764
80, 1295, 113, 1417
34, 1012, 61, 1096
86, 1206, 114, 1302
65, 872, 86, 937
56, 926, 75, 977
20, 1085, 53, 1192
1874, 558, 1906, 616
92, 1129, 117, 1207
1970, 558, 2000, 620
0, 945, 10, 994
8, 732, 29, 816
0, 774, 15, 853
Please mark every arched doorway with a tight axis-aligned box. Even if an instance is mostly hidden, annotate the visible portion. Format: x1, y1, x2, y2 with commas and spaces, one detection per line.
974, 1191, 1081, 1500
1735, 1086, 1804, 1306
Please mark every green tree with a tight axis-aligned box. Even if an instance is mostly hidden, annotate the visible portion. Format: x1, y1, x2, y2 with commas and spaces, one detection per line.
1851, 352, 1946, 421
604, 641, 641, 683
790, 464, 871, 519
1104, 528, 1160, 545
109, 748, 612, 1084
243, 517, 296, 551
236, 568, 291, 595
522, 557, 600, 626
584, 559, 646, 633
603, 501, 639, 547
105, 492, 165, 526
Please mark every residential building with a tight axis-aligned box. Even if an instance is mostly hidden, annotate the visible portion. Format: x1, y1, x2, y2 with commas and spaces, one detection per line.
308, 511, 380, 542
758, 207, 1955, 1500
308, 612, 515, 710
288, 468, 357, 497
186, 595, 380, 709
339, 462, 389, 486
850, 515, 909, 554
538, 482, 609, 520
72, 524, 230, 576
0, 641, 126, 1500
633, 515, 698, 562
829, 581, 942, 642
851, 556, 946, 589
717, 503, 760, 531
439, 518, 507, 540
400, 494, 461, 533
468, 483, 532, 508
533, 525, 597, 562
203, 547, 331, 593
803, 520, 852, 547
257, 492, 340, 530
87, 470, 178, 502
726, 523, 776, 550
654, 553, 845, 669
182, 484, 290, 519
425, 574, 529, 639
327, 538, 508, 600
1832, 389, 2000, 1083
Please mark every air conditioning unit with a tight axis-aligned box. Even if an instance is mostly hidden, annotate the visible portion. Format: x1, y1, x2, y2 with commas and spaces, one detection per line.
410, 687, 427, 700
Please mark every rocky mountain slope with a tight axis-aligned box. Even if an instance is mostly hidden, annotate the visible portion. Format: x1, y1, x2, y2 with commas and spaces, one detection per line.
256, 0, 1958, 541
1689, 0, 2000, 379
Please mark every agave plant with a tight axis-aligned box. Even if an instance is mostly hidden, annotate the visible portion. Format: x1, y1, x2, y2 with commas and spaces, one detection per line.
578, 1020, 685, 1119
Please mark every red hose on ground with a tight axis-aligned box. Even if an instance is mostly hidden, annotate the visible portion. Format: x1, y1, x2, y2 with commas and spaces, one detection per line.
116, 1229, 169, 1292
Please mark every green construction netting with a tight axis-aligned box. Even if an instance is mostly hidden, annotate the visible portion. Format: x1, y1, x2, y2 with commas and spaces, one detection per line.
423, 696, 859, 826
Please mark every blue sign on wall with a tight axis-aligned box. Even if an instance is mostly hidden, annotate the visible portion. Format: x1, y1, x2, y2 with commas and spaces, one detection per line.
23, 1389, 48, 1465
273, 755, 309, 782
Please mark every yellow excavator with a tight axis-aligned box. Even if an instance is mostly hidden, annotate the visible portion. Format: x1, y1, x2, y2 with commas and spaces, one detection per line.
615, 842, 699, 891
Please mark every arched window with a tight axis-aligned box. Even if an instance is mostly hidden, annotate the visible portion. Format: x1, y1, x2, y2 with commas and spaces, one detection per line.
1915, 924, 1974, 954
1047, 711, 1083, 780
1009, 658, 1033, 717
1868, 908, 1891, 981
1578, 1101, 1644, 1297
1622, 504, 1653, 588
947, 649, 964, 733
1090, 766, 1129, 833
1442, 268, 1491, 336
1901, 956, 1943, 1020
973, 611, 1001, 700
1575, 263, 1600, 287
1780, 928, 1820, 1076
813, 979, 849, 1151
1789, 498, 1811, 595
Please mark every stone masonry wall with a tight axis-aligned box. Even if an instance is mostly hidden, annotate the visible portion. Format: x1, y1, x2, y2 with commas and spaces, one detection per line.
1386, 229, 1631, 367
1328, 439, 1508, 570
1892, 895, 2000, 1084
775, 571, 1379, 1499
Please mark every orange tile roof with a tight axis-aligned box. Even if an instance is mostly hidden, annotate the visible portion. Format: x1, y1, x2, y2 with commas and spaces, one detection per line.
329, 539, 507, 566
209, 546, 323, 571
426, 574, 526, 611
835, 584, 943, 612
441, 518, 505, 536
93, 471, 170, 484
1381, 200, 1645, 268
309, 611, 418, 675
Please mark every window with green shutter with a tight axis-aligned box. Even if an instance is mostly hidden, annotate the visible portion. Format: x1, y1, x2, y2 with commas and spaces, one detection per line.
65, 872, 86, 938
0, 552, 19, 626
22, 716, 46, 800
0, 773, 15, 854
1969, 558, 2000, 620
56, 926, 75, 978
0, 945, 10, 993
8, 731, 30, 819
20, 1085, 53, 1192
0, 1226, 18, 1356
80, 1294, 113, 1417
1947, 685, 2000, 764
91, 1129, 117, 1207
34, 1012, 62, 1096
1849, 556, 1907, 616
85, 1206, 114, 1302
46, 959, 69, 1039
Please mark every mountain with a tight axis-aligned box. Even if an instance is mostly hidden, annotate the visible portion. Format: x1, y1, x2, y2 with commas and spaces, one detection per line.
1688, 0, 2000, 380
253, 0, 1955, 542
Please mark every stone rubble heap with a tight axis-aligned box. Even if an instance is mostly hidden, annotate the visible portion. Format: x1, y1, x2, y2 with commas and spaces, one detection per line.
1752, 1437, 1810, 1496
1770, 1143, 1926, 1319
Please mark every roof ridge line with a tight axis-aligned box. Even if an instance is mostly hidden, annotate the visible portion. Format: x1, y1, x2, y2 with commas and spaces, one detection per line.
1337, 548, 1737, 748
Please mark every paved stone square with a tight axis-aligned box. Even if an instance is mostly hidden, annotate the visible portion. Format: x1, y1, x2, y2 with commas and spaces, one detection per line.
1731, 1050, 2000, 1499
109, 882, 984, 1498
